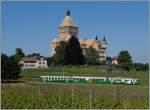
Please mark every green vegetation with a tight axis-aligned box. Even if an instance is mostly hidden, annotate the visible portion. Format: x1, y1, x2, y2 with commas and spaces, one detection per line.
15, 48, 25, 61
1, 81, 149, 109
84, 46, 99, 65
64, 35, 84, 65
21, 66, 148, 86
53, 41, 66, 65
134, 63, 149, 71
118, 50, 133, 71
1, 50, 149, 109
27, 52, 40, 57
1, 53, 21, 81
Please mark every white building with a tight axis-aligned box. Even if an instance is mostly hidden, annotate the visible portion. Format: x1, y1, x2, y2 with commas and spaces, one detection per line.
20, 56, 48, 69
112, 57, 118, 65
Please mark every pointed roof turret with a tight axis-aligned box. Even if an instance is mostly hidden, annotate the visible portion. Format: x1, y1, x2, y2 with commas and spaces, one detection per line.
66, 8, 70, 16
103, 36, 106, 41
95, 35, 98, 40
59, 9, 77, 27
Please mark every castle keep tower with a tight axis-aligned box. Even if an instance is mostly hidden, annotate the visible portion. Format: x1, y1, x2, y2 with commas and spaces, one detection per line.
51, 9, 107, 61
59, 9, 78, 40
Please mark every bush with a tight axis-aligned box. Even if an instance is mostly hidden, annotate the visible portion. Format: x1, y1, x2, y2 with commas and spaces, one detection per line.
1, 53, 21, 81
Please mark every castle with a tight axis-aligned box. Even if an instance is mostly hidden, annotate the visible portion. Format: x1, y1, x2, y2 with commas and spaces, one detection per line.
51, 9, 107, 61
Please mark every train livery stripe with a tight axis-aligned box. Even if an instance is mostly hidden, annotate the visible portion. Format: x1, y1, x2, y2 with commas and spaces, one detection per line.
40, 76, 139, 85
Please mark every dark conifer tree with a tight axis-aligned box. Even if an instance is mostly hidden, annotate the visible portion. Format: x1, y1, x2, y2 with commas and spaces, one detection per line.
1, 53, 21, 81
64, 35, 84, 65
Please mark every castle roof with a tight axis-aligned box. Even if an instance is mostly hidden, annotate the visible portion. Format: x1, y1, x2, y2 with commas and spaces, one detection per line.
21, 56, 46, 62
59, 9, 77, 28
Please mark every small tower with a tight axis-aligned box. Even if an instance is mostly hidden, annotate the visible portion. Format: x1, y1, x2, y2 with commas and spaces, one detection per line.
100, 36, 107, 61
59, 9, 78, 40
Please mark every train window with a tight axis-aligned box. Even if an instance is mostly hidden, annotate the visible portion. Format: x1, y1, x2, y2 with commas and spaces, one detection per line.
69, 78, 71, 80
52, 77, 54, 80
64, 78, 66, 80
55, 77, 57, 80
61, 77, 63, 80
58, 77, 60, 80
49, 77, 51, 79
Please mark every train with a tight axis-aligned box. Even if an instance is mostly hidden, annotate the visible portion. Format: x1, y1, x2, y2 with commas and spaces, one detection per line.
40, 76, 140, 85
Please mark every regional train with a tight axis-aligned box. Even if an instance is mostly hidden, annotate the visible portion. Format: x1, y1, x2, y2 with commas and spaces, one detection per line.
40, 76, 139, 85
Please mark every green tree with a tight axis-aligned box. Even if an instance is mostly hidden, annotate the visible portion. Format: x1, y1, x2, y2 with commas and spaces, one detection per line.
46, 57, 51, 67
84, 46, 99, 65
27, 53, 40, 57
55, 41, 66, 65
134, 63, 149, 71
1, 53, 21, 81
118, 50, 133, 71
64, 35, 84, 65
15, 48, 25, 61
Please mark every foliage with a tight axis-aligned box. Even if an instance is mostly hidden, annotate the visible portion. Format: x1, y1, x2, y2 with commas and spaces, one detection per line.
15, 48, 25, 61
1, 53, 21, 81
1, 83, 149, 109
27, 53, 40, 57
46, 57, 51, 67
2, 65, 149, 109
64, 35, 84, 65
21, 66, 149, 86
117, 51, 133, 71
54, 41, 67, 65
84, 46, 99, 65
134, 63, 149, 71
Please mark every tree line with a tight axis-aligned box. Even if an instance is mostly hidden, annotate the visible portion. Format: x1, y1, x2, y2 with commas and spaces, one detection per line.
1, 35, 149, 81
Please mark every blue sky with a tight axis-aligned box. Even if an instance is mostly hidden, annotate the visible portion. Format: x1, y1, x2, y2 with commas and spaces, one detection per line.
2, 1, 149, 63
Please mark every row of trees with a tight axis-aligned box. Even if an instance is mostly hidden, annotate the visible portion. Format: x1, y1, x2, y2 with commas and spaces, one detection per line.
15, 48, 41, 59
1, 35, 148, 82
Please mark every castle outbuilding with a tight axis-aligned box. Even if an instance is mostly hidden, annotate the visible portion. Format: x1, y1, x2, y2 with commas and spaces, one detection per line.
51, 9, 107, 61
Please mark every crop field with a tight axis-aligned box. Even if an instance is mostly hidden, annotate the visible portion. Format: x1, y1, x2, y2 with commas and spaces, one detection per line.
1, 66, 149, 109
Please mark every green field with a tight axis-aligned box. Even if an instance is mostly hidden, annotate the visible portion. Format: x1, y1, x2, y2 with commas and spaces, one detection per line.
1, 66, 149, 109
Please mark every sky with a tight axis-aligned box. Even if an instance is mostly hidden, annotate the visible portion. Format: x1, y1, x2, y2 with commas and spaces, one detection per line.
2, 1, 149, 63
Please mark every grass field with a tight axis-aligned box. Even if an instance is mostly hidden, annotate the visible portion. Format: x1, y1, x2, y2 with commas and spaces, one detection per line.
1, 66, 149, 109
